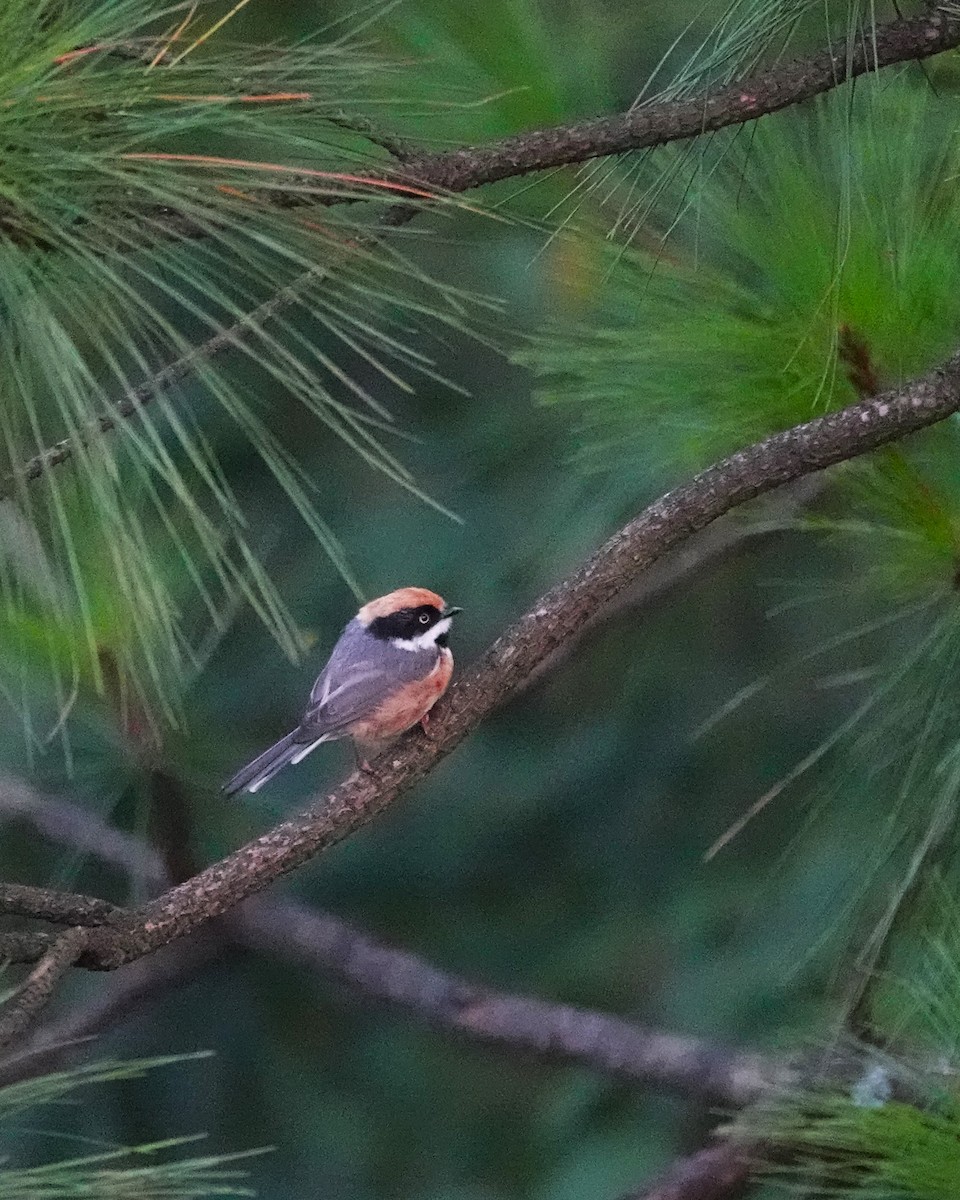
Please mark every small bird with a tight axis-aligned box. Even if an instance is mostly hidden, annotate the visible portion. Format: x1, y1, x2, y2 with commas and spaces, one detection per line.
223, 587, 461, 796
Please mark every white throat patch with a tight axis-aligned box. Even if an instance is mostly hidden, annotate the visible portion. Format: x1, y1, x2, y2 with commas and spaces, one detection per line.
392, 615, 452, 652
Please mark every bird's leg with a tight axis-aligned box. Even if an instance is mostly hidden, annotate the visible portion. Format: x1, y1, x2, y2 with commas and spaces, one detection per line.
420, 710, 435, 741
353, 742, 375, 774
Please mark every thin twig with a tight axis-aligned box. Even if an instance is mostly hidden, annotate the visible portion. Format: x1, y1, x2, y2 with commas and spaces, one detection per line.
0, 930, 58, 962
0, 268, 329, 495
0, 939, 218, 1087
0, 928, 90, 1051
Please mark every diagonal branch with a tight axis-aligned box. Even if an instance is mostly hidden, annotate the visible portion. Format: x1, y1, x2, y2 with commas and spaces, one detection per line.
1, 349, 960, 1018
0, 345, 941, 984
0, 268, 329, 497
62, 349, 960, 971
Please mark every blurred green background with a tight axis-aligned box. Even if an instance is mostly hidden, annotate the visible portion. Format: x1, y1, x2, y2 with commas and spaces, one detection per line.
3, 1, 960, 1197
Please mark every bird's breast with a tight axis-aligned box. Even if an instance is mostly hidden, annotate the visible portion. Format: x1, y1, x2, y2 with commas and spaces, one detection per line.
349, 649, 453, 744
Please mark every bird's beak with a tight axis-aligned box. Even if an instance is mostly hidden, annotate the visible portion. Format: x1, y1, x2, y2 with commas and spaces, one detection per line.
442, 605, 463, 618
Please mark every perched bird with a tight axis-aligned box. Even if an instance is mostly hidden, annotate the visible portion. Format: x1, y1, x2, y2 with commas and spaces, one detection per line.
223, 587, 461, 796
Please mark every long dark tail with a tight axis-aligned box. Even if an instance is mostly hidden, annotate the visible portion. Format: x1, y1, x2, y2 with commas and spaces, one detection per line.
223, 729, 303, 796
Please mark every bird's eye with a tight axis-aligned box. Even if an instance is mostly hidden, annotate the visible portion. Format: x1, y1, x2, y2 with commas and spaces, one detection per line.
419, 613, 430, 624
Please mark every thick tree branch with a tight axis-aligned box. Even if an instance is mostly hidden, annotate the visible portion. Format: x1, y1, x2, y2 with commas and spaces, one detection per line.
49, 348, 960, 971
2, 349, 960, 1031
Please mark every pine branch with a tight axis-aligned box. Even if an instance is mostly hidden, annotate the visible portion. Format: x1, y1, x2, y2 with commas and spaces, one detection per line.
0, 347, 955, 1039
60, 6, 960, 235
56, 348, 960, 972
0, 268, 328, 497
396, 7, 960, 194
0, 930, 57, 962
9, 8, 957, 498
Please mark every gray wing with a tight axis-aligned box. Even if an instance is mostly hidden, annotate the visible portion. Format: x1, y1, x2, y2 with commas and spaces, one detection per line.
297, 618, 432, 740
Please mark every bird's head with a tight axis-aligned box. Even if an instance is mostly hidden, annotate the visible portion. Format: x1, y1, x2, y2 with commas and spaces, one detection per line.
358, 587, 462, 651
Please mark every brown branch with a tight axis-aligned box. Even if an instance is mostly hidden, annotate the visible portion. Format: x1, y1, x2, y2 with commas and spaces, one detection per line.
76, 8, 960, 226
520, 476, 826, 693
619, 1141, 756, 1200
10, 9, 958, 497
49, 347, 960, 972
0, 927, 90, 1051
1, 351, 960, 1029
399, 8, 960, 194
0, 883, 123, 927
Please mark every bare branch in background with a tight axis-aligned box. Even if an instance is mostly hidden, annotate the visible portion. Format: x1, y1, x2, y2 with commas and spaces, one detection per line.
0, 350, 956, 1005
234, 898, 784, 1108
619, 1142, 755, 1200
0, 782, 783, 1106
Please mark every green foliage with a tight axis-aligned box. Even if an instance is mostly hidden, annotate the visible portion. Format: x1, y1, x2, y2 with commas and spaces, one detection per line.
745, 894, 960, 1198
0, 1055, 262, 1199
757, 1094, 960, 1198
521, 81, 960, 477
0, 0, 492, 731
